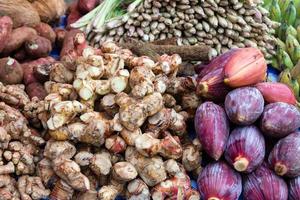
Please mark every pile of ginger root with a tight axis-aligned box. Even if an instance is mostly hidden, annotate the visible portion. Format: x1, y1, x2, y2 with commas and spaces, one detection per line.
0, 28, 203, 200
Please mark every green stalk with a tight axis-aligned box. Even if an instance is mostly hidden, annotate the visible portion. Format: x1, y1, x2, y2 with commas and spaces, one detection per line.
93, 0, 121, 29
71, 3, 103, 28
73, 0, 144, 34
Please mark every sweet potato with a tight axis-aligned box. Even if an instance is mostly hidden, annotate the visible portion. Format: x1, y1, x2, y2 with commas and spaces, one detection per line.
13, 48, 27, 61
54, 28, 66, 48
60, 29, 86, 70
2, 27, 37, 55
23, 64, 37, 85
73, 31, 87, 55
0, 57, 23, 84
60, 29, 81, 57
22, 57, 56, 85
26, 82, 47, 100
0, 16, 13, 53
33, 63, 52, 83
25, 35, 52, 58
34, 22, 56, 44
78, 0, 99, 14
67, 2, 82, 29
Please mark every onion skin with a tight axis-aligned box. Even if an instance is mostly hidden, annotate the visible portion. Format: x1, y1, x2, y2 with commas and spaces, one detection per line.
289, 176, 300, 200
261, 102, 300, 138
197, 161, 242, 200
255, 82, 297, 105
243, 163, 288, 200
225, 126, 265, 173
268, 132, 300, 178
195, 102, 230, 160
225, 87, 264, 125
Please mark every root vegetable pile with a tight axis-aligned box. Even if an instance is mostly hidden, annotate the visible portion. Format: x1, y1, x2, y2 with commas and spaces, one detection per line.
0, 24, 202, 199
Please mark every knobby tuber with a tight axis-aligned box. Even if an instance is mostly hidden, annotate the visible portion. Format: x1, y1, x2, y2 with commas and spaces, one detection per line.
49, 62, 74, 84
0, 39, 201, 199
0, 83, 29, 108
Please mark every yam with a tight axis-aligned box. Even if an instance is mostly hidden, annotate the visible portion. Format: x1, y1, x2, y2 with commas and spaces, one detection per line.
33, 63, 52, 83
34, 23, 56, 44
25, 35, 52, 58
13, 48, 27, 62
2, 27, 37, 55
0, 0, 40, 28
0, 57, 23, 85
0, 16, 13, 53
22, 57, 56, 85
26, 82, 47, 100
78, 0, 100, 14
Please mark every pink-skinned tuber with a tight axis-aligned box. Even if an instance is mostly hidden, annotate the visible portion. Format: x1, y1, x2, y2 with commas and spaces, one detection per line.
0, 57, 23, 85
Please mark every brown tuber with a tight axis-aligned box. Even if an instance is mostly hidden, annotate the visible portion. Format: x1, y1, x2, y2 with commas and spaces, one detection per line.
26, 82, 47, 100
52, 157, 90, 192
0, 16, 13, 53
115, 92, 164, 131
0, 83, 30, 108
0, 57, 23, 85
25, 35, 52, 58
112, 162, 138, 183
34, 22, 56, 44
6, 41, 202, 199
2, 26, 37, 55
